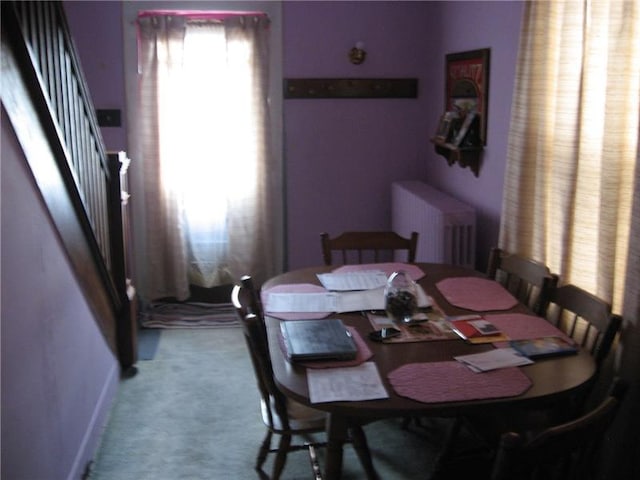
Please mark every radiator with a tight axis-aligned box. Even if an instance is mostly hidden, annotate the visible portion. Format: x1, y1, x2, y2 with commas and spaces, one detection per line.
392, 181, 476, 268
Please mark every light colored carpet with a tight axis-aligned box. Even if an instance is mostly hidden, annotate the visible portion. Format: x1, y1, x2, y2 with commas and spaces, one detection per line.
89, 328, 467, 480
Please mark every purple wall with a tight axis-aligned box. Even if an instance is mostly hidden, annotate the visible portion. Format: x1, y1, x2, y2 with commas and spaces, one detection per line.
64, 1, 127, 152
284, 1, 438, 268
284, 1, 525, 270
1, 110, 119, 480
421, 1, 524, 270
64, 0, 524, 275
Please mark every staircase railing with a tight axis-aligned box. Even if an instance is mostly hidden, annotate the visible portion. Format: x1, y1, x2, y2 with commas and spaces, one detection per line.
1, 0, 134, 368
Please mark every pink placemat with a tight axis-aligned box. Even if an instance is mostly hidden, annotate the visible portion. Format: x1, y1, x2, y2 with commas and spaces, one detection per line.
262, 283, 330, 320
278, 326, 373, 369
436, 277, 518, 311
485, 313, 574, 348
388, 361, 532, 403
332, 263, 425, 281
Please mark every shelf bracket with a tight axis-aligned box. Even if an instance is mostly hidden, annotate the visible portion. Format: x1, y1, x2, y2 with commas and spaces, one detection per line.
431, 138, 483, 177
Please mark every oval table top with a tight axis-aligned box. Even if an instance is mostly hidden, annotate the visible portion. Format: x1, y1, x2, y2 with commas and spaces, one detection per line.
262, 263, 596, 419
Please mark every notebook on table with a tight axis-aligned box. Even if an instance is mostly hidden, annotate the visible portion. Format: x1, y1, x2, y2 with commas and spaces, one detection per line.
280, 318, 358, 361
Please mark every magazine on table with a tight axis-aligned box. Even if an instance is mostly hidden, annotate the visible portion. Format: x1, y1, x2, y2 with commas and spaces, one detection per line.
448, 315, 509, 344
454, 347, 534, 372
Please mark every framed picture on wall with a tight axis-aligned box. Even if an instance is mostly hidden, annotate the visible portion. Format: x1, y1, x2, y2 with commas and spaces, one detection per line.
445, 48, 490, 145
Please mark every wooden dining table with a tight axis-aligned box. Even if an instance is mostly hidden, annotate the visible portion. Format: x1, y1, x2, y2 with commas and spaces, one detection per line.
262, 263, 596, 479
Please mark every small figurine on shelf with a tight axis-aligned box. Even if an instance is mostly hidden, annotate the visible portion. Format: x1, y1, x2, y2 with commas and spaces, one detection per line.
434, 111, 458, 143
451, 110, 479, 147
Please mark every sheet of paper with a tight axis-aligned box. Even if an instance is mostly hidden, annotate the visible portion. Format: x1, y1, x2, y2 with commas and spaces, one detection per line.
307, 362, 389, 403
316, 270, 388, 291
338, 288, 387, 312
266, 292, 337, 312
339, 286, 431, 312
454, 347, 533, 372
266, 286, 432, 313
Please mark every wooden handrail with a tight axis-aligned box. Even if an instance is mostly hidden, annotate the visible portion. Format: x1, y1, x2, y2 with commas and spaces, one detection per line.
1, 1, 134, 368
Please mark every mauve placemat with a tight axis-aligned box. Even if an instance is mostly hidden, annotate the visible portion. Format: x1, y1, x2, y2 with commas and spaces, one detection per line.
436, 277, 518, 311
486, 313, 574, 348
388, 361, 532, 403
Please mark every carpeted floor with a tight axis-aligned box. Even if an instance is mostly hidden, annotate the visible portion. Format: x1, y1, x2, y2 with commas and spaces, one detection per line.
89, 328, 480, 480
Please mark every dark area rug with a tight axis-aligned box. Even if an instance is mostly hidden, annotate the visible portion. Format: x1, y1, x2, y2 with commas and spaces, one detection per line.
137, 328, 161, 361
140, 301, 239, 329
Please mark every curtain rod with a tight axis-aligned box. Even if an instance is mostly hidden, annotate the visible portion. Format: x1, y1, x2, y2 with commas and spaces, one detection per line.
137, 10, 268, 21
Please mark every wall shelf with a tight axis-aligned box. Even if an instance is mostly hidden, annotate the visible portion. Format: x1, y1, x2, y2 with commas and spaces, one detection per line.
430, 138, 483, 177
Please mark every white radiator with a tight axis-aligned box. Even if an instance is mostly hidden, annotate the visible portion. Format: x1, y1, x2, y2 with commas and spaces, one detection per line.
392, 181, 476, 268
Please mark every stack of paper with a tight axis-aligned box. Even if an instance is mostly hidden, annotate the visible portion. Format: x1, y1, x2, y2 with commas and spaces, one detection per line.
316, 270, 388, 291
307, 362, 389, 403
454, 348, 533, 372
266, 286, 432, 313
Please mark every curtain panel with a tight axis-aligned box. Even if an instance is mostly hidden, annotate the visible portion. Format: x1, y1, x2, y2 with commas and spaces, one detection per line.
136, 13, 276, 301
501, 2, 640, 474
500, 0, 639, 311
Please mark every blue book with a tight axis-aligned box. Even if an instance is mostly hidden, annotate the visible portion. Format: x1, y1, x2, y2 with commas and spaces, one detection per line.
510, 336, 578, 359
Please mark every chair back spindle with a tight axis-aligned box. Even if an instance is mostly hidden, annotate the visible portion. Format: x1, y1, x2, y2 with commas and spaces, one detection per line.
487, 247, 558, 315
545, 284, 621, 370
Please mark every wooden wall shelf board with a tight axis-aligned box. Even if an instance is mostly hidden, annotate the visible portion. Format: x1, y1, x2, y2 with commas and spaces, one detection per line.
431, 138, 483, 177
284, 78, 418, 99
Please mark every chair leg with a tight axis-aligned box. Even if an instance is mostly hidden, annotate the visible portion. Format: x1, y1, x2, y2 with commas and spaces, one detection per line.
430, 417, 463, 479
256, 430, 272, 471
350, 425, 378, 480
401, 416, 427, 430
272, 433, 292, 480
400, 416, 412, 429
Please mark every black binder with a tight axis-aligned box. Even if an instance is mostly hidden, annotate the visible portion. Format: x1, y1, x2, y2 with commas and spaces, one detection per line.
280, 318, 358, 361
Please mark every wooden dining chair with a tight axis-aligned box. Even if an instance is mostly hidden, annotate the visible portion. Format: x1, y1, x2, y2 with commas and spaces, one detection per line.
231, 275, 378, 480
431, 250, 559, 475
487, 247, 558, 315
307, 443, 323, 480
446, 285, 623, 472
545, 284, 621, 371
490, 378, 627, 480
543, 283, 622, 422
320, 231, 418, 265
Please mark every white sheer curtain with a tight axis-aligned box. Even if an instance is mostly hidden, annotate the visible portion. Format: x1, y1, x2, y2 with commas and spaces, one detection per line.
136, 13, 276, 301
500, 0, 639, 312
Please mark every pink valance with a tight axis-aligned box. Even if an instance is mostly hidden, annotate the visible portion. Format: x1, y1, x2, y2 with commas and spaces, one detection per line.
137, 10, 267, 21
